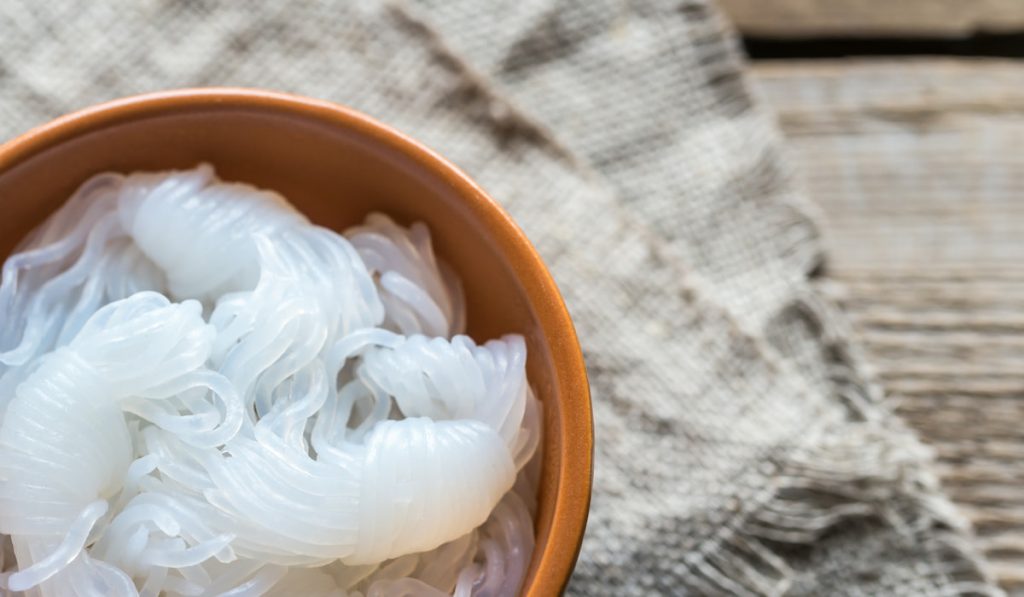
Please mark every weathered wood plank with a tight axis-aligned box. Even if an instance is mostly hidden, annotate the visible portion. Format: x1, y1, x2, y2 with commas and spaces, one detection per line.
752, 59, 1024, 591
722, 0, 1024, 37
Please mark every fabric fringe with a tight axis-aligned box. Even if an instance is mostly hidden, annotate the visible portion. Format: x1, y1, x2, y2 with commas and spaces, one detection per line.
680, 292, 999, 596
680, 420, 998, 596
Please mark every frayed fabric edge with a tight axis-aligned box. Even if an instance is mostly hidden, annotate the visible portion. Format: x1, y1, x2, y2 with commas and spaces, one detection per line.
679, 417, 998, 596
686, 292, 999, 596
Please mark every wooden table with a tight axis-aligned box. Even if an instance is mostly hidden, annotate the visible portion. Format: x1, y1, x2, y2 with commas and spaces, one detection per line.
722, 0, 1024, 37
752, 59, 1024, 591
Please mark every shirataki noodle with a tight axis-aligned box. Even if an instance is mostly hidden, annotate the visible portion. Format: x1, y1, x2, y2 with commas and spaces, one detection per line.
0, 164, 541, 596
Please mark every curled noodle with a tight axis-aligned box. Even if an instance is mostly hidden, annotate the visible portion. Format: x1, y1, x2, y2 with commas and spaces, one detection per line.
0, 164, 542, 597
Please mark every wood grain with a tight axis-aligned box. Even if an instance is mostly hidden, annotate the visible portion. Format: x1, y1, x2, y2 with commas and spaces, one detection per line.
721, 0, 1024, 37
751, 58, 1024, 591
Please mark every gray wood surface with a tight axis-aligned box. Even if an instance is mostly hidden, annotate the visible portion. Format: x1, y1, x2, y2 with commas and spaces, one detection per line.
721, 0, 1024, 37
752, 58, 1024, 591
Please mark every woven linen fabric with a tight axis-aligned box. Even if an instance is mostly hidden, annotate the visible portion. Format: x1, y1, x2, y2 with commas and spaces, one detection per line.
0, 1, 998, 595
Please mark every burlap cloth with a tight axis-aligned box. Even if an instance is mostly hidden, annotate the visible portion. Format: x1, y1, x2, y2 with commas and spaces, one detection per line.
0, 1, 1001, 595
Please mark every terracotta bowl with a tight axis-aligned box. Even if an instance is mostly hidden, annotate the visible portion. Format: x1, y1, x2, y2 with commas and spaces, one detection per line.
0, 89, 592, 595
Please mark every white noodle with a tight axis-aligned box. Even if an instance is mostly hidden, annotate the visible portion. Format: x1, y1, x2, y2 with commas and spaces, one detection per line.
0, 164, 541, 596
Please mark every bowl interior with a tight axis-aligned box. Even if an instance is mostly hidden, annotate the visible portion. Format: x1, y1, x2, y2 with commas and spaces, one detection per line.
0, 92, 590, 595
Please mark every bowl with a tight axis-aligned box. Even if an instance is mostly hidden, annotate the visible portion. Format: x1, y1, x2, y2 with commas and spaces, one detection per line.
0, 88, 592, 595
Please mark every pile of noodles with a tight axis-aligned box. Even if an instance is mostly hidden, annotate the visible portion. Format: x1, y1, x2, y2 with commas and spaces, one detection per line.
0, 164, 541, 597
